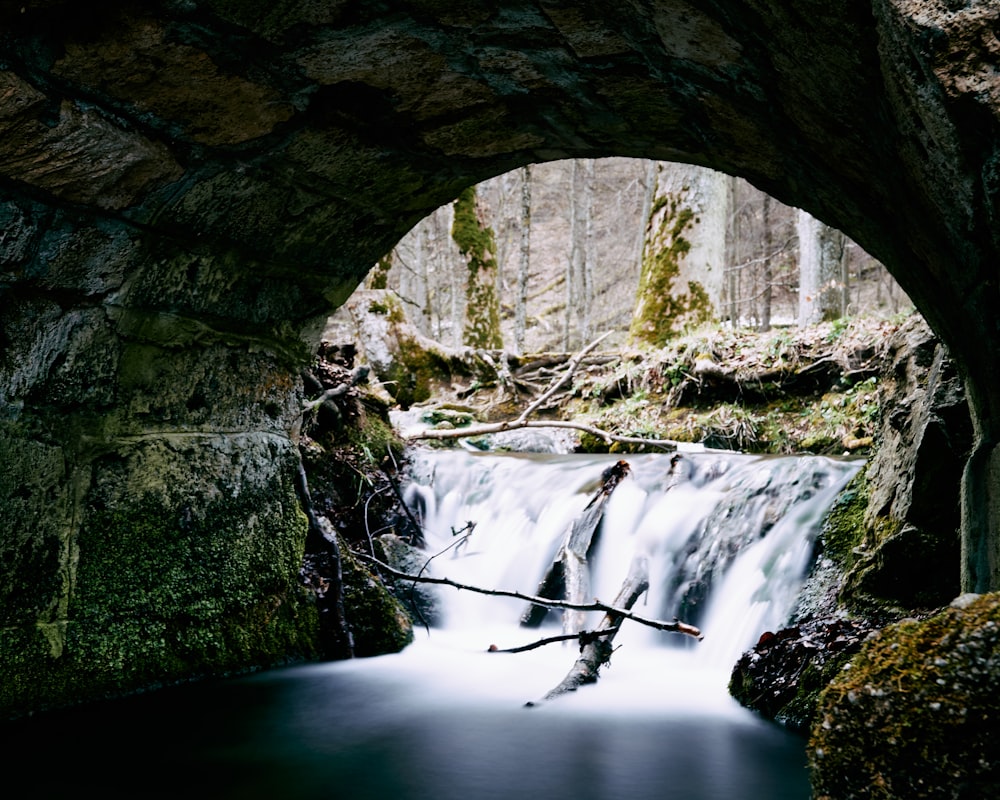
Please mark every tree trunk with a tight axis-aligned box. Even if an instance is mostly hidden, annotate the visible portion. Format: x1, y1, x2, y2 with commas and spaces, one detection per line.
759, 193, 773, 331
797, 209, 848, 325
515, 165, 531, 354
581, 158, 595, 345
628, 163, 728, 347
635, 160, 657, 286
725, 174, 740, 328
453, 186, 503, 349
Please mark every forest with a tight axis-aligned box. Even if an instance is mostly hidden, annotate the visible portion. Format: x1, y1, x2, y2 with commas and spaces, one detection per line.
330, 157, 910, 356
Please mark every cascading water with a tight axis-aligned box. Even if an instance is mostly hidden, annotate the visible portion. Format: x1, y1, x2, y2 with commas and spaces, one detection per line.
3, 447, 863, 800
398, 448, 861, 711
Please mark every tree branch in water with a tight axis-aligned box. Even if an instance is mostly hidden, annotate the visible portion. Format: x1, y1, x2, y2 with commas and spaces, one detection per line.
487, 628, 618, 653
352, 550, 702, 640
529, 554, 651, 706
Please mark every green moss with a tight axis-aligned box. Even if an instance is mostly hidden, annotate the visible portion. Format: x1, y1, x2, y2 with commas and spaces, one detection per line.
809, 594, 1000, 798
628, 189, 713, 348
820, 466, 871, 569
0, 471, 320, 718
340, 544, 413, 657
452, 186, 502, 350
368, 253, 392, 291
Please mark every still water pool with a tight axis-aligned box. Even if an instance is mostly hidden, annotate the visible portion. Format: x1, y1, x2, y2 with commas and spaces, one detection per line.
2, 633, 810, 800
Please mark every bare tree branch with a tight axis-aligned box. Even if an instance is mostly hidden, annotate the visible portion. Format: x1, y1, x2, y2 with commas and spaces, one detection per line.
518, 331, 612, 422
529, 554, 651, 705
487, 628, 618, 653
410, 418, 683, 451
352, 550, 703, 639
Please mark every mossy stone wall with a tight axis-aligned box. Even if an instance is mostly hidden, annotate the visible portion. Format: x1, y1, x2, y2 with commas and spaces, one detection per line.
0, 432, 320, 718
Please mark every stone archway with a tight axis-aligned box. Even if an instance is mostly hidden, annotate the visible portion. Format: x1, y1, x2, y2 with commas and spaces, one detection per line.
2, 1, 999, 713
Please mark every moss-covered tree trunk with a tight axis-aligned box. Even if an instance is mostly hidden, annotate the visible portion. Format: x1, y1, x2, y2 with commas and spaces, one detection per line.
628, 164, 727, 348
452, 186, 503, 350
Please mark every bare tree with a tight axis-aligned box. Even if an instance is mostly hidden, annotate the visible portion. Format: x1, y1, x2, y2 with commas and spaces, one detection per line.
797, 210, 848, 326
760, 193, 773, 332
515, 165, 531, 354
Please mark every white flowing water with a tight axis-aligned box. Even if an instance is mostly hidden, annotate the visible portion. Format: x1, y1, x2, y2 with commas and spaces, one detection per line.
397, 448, 861, 714
3, 448, 862, 800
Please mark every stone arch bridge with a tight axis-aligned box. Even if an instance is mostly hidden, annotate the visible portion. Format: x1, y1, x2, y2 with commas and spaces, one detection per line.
2, 1, 999, 716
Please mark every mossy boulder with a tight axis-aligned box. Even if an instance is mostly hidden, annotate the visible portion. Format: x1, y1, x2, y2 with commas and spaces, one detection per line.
809, 593, 1000, 799
340, 543, 414, 657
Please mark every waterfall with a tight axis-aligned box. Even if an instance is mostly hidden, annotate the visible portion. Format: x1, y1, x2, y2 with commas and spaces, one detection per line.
398, 448, 861, 711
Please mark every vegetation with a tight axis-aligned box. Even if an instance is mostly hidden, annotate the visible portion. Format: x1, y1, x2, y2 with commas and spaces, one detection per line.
570, 318, 889, 456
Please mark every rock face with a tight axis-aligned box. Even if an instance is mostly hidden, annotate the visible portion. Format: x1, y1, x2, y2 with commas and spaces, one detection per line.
3, 1, 1000, 718
843, 316, 973, 610
730, 316, 972, 734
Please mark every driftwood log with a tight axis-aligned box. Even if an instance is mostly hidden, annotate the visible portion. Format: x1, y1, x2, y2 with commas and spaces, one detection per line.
527, 554, 651, 706
521, 459, 632, 630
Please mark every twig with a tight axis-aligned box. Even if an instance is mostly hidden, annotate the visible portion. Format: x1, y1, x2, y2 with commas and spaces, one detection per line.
381, 445, 424, 545
517, 332, 612, 422
487, 629, 618, 653
362, 484, 392, 557
407, 521, 476, 636
351, 550, 702, 639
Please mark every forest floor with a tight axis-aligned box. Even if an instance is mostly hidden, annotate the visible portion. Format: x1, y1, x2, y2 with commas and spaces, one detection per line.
398, 313, 911, 457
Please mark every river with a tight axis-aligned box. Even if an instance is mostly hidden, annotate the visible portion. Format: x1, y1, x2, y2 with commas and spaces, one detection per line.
2, 448, 860, 799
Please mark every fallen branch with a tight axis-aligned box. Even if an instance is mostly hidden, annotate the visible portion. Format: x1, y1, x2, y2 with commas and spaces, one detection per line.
351, 550, 702, 639
528, 554, 651, 706
521, 459, 632, 630
410, 418, 683, 451
517, 332, 612, 422
487, 628, 618, 654
406, 333, 686, 452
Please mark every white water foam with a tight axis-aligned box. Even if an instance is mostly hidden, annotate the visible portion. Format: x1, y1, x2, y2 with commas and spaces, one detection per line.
394, 448, 861, 715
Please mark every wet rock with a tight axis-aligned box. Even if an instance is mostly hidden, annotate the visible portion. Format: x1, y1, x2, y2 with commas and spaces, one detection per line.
377, 533, 444, 629
843, 315, 972, 611
729, 617, 882, 733
809, 593, 1000, 799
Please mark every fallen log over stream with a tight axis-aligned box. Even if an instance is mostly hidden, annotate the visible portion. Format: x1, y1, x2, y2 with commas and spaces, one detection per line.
521, 459, 632, 631
527, 554, 651, 706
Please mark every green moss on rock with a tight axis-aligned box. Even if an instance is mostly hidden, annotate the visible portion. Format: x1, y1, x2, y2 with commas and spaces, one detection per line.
809, 593, 1000, 799
821, 466, 871, 569
0, 459, 321, 718
340, 544, 414, 657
